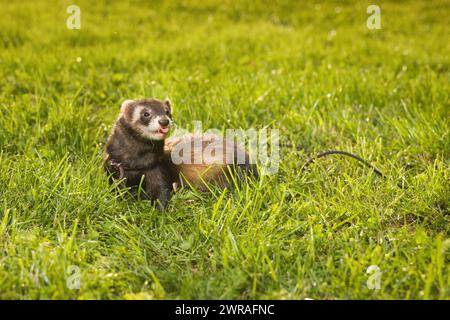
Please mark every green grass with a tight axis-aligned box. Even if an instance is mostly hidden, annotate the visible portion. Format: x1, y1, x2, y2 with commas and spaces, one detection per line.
0, 0, 449, 299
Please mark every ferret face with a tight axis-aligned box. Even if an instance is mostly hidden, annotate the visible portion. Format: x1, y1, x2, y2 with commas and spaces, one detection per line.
120, 98, 173, 141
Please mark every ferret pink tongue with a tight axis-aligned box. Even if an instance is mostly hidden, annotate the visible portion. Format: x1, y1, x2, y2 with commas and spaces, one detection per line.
159, 127, 169, 134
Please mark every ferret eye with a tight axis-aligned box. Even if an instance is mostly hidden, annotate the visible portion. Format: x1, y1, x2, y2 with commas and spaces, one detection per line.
143, 112, 150, 117
166, 110, 171, 116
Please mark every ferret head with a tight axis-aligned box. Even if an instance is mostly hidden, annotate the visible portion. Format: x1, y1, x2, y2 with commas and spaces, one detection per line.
120, 98, 173, 141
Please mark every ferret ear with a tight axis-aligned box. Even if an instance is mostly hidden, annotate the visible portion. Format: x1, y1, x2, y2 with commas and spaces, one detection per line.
120, 100, 134, 116
163, 98, 172, 112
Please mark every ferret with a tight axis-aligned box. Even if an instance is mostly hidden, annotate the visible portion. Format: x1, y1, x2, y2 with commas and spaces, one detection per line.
105, 98, 401, 210
104, 98, 257, 210
104, 98, 175, 210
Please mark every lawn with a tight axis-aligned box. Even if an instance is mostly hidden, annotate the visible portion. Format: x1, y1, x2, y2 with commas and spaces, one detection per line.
0, 0, 448, 299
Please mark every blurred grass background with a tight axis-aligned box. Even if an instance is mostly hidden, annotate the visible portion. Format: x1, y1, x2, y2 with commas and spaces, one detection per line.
0, 0, 448, 299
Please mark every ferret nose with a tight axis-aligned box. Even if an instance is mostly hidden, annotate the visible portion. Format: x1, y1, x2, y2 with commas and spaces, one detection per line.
158, 118, 170, 127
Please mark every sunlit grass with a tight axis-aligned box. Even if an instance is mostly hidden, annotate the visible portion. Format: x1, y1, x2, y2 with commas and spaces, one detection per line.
0, 0, 448, 299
